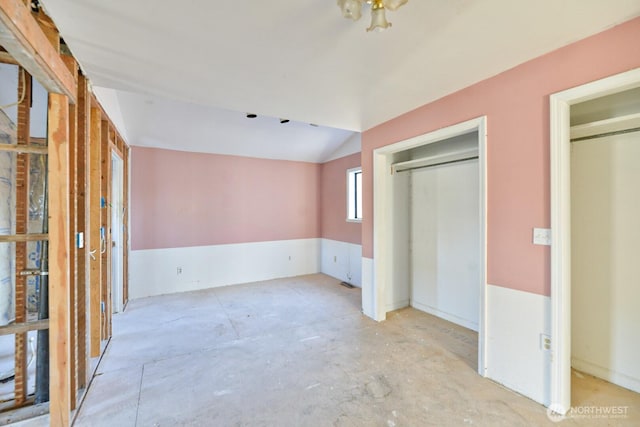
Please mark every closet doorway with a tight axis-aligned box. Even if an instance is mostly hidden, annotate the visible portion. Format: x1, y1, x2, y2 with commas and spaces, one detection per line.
550, 68, 640, 414
372, 117, 487, 376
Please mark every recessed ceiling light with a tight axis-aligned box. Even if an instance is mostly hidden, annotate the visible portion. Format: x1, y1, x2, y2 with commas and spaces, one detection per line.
246, 113, 257, 118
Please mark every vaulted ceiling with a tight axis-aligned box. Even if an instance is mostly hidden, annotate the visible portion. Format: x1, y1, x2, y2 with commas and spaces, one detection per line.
41, 0, 640, 162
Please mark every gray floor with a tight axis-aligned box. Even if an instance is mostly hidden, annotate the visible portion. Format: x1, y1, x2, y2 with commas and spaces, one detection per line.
70, 274, 639, 426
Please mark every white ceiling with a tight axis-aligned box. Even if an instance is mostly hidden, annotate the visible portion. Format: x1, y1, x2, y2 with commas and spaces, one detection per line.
40, 0, 640, 162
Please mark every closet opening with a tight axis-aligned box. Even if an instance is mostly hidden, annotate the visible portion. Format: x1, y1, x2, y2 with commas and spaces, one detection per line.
549, 67, 640, 415
372, 117, 487, 376
568, 87, 640, 407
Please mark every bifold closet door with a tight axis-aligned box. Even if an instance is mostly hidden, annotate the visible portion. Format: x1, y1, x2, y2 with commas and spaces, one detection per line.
571, 131, 640, 393
410, 159, 480, 331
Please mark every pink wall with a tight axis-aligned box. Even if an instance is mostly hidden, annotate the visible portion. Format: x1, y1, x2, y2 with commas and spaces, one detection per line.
320, 153, 362, 245
362, 17, 640, 296
131, 147, 320, 250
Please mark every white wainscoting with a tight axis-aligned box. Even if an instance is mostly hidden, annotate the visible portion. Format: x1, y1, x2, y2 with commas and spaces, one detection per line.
361, 257, 374, 319
319, 238, 362, 287
130, 238, 321, 299
486, 284, 551, 406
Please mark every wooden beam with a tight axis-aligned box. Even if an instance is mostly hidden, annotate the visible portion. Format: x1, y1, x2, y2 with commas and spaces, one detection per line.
0, 144, 48, 154
100, 120, 111, 340
48, 92, 71, 427
67, 88, 78, 410
13, 67, 31, 407
0, 233, 48, 242
89, 107, 102, 358
0, 0, 76, 102
76, 74, 90, 390
0, 47, 18, 64
31, 8, 60, 53
60, 55, 78, 84
0, 319, 49, 336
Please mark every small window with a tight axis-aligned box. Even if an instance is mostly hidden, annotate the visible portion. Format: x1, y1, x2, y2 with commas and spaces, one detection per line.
347, 167, 362, 222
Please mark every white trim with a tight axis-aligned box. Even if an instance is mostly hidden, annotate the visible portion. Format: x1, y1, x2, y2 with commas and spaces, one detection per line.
549, 67, 640, 415
372, 116, 488, 376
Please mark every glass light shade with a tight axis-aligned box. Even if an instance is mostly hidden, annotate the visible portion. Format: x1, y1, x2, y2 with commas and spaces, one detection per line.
367, 7, 391, 32
384, 0, 408, 11
337, 0, 363, 21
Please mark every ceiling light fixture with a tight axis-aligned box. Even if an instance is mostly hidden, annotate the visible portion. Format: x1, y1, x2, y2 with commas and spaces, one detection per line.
337, 0, 408, 32
246, 113, 257, 118
280, 119, 290, 124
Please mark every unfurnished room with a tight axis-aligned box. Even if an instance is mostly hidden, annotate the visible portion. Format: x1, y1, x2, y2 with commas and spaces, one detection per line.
0, 1, 639, 426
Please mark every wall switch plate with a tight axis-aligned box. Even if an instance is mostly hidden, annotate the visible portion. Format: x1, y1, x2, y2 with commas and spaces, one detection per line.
533, 228, 552, 245
177, 267, 182, 275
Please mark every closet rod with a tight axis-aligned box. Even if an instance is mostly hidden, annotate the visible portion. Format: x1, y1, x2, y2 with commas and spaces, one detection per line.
395, 155, 478, 174
571, 126, 640, 143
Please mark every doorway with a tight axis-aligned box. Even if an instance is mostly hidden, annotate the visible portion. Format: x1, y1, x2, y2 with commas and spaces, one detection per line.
372, 116, 487, 375
111, 152, 124, 314
550, 67, 640, 414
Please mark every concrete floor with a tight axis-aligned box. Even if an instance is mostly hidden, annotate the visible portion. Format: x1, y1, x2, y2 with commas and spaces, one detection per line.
69, 274, 639, 426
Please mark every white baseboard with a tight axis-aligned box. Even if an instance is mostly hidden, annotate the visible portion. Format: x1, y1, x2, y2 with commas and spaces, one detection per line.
572, 357, 640, 394
486, 284, 551, 406
387, 299, 409, 312
411, 301, 478, 331
319, 238, 362, 287
130, 238, 320, 299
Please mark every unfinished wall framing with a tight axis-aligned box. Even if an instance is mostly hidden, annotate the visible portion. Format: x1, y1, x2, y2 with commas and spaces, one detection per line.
0, 1, 130, 425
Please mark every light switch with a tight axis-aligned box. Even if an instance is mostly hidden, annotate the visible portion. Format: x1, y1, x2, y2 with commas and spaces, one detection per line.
533, 228, 551, 246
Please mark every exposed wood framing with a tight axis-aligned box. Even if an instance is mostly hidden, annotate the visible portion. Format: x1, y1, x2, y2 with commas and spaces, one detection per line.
48, 92, 71, 427
0, 319, 49, 336
0, 0, 76, 102
88, 108, 102, 358
0, 8, 132, 421
0, 46, 19, 64
31, 7, 60, 53
0, 233, 48, 243
66, 82, 78, 410
0, 144, 49, 154
76, 74, 90, 390
13, 67, 31, 407
100, 121, 111, 340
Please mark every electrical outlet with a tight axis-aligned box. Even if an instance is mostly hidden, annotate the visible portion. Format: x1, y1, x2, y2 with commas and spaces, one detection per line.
288, 256, 292, 261
540, 333, 551, 352
177, 267, 182, 275
333, 256, 337, 262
